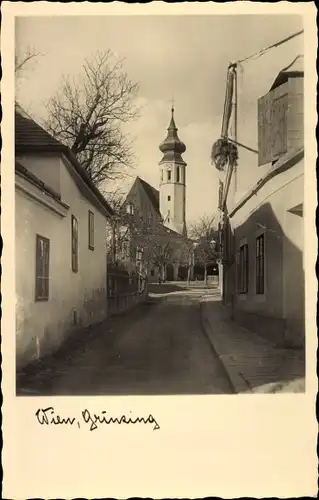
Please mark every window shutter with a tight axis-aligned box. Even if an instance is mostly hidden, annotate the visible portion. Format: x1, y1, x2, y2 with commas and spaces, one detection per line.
258, 92, 272, 166
35, 235, 50, 300
44, 239, 50, 298
287, 77, 304, 151
272, 92, 288, 159
72, 215, 78, 272
36, 236, 41, 299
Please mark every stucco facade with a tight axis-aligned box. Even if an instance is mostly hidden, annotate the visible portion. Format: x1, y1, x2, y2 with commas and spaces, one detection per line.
218, 56, 305, 348
224, 155, 304, 347
16, 150, 111, 369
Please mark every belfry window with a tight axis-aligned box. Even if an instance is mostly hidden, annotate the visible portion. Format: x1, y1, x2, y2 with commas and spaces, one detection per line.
181, 168, 184, 184
126, 203, 134, 215
176, 166, 180, 183
167, 170, 171, 181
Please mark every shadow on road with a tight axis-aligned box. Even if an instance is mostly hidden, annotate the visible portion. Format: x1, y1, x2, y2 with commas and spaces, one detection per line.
16, 292, 233, 396
16, 296, 163, 396
148, 283, 187, 294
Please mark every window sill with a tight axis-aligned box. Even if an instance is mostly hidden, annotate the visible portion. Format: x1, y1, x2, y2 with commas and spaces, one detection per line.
255, 293, 266, 302
35, 297, 49, 302
89, 246, 95, 251
238, 293, 248, 301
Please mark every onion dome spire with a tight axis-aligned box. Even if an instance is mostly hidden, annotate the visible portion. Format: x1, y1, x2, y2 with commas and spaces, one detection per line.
159, 106, 186, 165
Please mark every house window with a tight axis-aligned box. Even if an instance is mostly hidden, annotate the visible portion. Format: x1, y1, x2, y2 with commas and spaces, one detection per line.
88, 210, 94, 250
167, 170, 171, 181
176, 166, 180, 182
126, 203, 134, 215
168, 195, 171, 201
238, 243, 249, 294
256, 234, 265, 294
71, 215, 78, 273
35, 235, 50, 301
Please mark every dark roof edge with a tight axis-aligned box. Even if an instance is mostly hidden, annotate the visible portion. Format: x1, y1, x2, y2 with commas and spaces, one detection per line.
16, 144, 114, 217
62, 149, 114, 217
229, 147, 304, 218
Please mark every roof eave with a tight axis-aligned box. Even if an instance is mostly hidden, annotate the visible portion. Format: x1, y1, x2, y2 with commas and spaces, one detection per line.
16, 144, 114, 218
229, 147, 304, 218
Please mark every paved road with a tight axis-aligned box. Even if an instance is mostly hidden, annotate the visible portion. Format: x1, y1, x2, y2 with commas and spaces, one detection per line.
17, 290, 233, 396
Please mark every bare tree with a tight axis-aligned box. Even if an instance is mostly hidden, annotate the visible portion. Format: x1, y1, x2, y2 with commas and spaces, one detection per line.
44, 50, 140, 186
111, 207, 177, 280
104, 188, 127, 264
15, 46, 42, 76
190, 215, 218, 284
150, 239, 174, 281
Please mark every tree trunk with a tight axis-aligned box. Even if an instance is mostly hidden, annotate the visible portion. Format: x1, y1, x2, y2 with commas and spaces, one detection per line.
204, 264, 208, 285
112, 226, 116, 263
187, 265, 191, 285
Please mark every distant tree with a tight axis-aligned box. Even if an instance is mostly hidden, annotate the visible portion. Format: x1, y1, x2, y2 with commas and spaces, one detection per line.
104, 187, 127, 264
150, 239, 175, 281
190, 215, 219, 284
44, 50, 140, 187
15, 46, 42, 76
108, 202, 178, 282
182, 238, 197, 284
15, 46, 44, 102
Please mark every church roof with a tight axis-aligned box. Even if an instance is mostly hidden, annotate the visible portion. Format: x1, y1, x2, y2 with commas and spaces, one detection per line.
123, 176, 187, 239
138, 177, 160, 216
159, 107, 187, 165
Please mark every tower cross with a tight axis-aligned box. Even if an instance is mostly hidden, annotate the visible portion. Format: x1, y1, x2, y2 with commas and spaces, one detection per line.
170, 96, 175, 111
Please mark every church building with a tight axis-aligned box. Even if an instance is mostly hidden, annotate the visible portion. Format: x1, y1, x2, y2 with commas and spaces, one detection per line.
159, 106, 187, 237
120, 106, 193, 282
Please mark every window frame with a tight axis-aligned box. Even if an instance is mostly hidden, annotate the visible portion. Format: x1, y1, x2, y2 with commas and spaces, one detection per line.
238, 243, 249, 294
167, 170, 171, 182
88, 210, 94, 251
176, 166, 180, 183
71, 214, 79, 273
35, 234, 50, 302
256, 233, 265, 295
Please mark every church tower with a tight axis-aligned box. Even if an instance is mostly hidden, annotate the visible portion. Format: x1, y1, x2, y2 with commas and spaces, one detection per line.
159, 106, 187, 236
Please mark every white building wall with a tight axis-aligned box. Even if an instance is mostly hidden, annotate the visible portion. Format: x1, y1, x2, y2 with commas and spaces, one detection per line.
228, 159, 304, 346
16, 157, 108, 369
17, 153, 62, 195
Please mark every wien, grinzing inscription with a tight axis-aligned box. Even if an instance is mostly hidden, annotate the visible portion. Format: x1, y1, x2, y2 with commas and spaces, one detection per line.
35, 407, 160, 431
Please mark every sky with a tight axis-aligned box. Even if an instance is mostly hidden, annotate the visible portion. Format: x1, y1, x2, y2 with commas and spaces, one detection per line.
15, 14, 303, 225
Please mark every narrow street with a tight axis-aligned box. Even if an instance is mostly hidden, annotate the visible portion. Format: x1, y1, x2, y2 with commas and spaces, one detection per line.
17, 287, 234, 396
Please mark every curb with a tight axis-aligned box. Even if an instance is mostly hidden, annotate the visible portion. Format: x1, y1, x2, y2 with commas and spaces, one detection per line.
199, 301, 252, 394
199, 301, 237, 394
